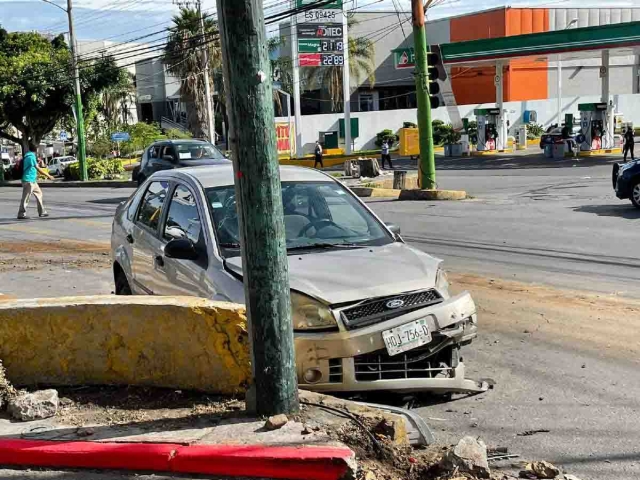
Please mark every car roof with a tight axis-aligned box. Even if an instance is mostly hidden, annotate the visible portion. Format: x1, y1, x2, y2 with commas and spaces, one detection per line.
158, 164, 334, 188
152, 139, 212, 145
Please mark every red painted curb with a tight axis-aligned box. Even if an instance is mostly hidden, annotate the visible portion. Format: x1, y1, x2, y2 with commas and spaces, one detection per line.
0, 439, 354, 480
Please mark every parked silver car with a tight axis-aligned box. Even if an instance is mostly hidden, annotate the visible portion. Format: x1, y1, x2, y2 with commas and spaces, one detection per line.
111, 165, 479, 393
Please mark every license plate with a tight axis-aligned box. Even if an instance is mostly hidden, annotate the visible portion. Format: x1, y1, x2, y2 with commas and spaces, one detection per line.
382, 319, 432, 356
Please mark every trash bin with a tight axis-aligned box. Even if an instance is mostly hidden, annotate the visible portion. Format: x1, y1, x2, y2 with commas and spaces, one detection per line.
552, 143, 566, 159
544, 144, 553, 158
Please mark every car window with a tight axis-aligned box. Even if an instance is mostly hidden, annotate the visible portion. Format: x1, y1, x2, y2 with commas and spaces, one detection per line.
136, 181, 169, 232
149, 146, 162, 160
175, 143, 224, 160
206, 181, 392, 258
163, 184, 202, 244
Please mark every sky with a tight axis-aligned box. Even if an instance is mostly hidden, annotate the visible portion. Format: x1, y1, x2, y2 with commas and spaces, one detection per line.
0, 0, 639, 45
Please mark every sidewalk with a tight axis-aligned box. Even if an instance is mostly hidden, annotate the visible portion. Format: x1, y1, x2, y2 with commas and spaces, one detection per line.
0, 388, 406, 480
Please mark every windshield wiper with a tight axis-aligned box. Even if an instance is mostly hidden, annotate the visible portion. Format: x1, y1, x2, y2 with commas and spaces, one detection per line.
287, 242, 364, 251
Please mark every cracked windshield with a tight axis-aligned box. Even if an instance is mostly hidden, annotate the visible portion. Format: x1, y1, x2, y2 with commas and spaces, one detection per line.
1, 1, 640, 479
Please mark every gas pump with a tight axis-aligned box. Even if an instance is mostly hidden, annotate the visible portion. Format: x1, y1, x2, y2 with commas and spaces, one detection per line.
578, 103, 610, 151
474, 108, 501, 152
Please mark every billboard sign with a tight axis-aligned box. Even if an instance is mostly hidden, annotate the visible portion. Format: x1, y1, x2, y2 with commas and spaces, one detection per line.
297, 24, 343, 38
393, 48, 415, 70
296, 0, 342, 7
298, 39, 344, 53
276, 122, 295, 156
297, 9, 342, 24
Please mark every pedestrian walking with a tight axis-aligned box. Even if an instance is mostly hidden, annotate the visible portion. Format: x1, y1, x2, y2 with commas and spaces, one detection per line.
381, 140, 393, 169
17, 148, 53, 220
623, 126, 635, 162
314, 141, 324, 169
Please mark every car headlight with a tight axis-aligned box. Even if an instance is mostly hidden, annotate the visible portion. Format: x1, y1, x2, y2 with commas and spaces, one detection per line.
291, 291, 337, 331
436, 267, 449, 294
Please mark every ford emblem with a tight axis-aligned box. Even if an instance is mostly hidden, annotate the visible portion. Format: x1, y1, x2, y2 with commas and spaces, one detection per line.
385, 299, 405, 309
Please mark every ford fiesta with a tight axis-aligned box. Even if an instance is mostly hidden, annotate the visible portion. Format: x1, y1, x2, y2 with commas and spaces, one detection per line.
111, 165, 481, 393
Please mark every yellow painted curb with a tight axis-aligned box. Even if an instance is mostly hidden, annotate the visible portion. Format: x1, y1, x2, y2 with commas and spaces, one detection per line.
471, 150, 498, 156
578, 147, 623, 157
398, 189, 467, 201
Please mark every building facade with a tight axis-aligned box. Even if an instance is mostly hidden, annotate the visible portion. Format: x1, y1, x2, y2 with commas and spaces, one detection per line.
281, 6, 640, 114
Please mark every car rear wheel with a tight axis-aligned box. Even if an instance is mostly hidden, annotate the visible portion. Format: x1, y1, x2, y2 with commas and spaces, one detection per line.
612, 164, 620, 189
115, 268, 132, 295
631, 181, 640, 209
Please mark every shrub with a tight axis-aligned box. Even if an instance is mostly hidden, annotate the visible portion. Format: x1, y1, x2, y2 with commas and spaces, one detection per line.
64, 158, 124, 181
403, 121, 417, 128
527, 123, 545, 139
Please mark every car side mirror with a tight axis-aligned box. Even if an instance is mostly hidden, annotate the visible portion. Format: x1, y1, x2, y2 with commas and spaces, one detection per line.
163, 155, 177, 163
385, 223, 401, 236
164, 238, 198, 260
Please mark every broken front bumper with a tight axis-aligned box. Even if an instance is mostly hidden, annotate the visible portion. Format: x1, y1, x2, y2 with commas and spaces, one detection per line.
295, 291, 481, 393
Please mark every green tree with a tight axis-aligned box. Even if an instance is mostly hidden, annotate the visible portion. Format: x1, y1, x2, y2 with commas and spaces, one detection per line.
164, 8, 220, 139
0, 28, 121, 152
301, 16, 375, 112
100, 71, 136, 134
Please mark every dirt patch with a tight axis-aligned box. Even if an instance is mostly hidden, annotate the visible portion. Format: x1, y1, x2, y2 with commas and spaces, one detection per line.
450, 272, 640, 362
54, 386, 245, 428
0, 240, 111, 273
0, 240, 109, 255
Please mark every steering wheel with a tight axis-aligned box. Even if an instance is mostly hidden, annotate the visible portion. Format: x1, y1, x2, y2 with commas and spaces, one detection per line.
298, 219, 347, 238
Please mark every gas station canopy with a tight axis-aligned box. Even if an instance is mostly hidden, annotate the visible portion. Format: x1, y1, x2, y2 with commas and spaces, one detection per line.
440, 20, 640, 65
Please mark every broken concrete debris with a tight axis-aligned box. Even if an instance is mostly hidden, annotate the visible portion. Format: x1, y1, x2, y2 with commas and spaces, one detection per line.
7, 389, 59, 421
441, 436, 491, 478
264, 413, 289, 430
519, 460, 561, 479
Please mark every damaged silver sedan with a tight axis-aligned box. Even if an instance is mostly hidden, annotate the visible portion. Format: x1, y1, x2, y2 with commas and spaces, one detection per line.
111, 165, 484, 394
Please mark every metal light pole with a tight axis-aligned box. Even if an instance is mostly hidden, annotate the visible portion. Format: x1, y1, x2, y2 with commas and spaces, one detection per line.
557, 18, 578, 127
41, 0, 87, 180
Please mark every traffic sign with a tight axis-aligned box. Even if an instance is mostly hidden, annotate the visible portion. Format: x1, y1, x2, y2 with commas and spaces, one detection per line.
297, 9, 343, 24
59, 131, 68, 141
393, 48, 415, 70
111, 132, 130, 142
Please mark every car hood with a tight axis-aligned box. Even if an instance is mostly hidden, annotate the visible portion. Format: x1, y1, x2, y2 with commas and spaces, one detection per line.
224, 242, 442, 305
178, 158, 231, 167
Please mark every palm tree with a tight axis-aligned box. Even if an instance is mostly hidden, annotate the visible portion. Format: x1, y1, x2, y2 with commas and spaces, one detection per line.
164, 8, 220, 139
301, 16, 375, 112
101, 71, 135, 132
268, 36, 294, 117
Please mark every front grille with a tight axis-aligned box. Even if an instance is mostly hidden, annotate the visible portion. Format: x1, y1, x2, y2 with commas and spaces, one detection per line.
328, 358, 343, 383
341, 289, 443, 330
354, 343, 454, 382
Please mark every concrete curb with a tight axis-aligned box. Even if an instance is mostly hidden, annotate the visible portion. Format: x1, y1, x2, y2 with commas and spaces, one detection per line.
1, 180, 136, 188
350, 187, 401, 198
399, 189, 467, 201
0, 439, 355, 480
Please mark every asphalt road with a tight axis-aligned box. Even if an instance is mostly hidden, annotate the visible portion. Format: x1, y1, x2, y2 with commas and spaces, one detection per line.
1, 154, 639, 479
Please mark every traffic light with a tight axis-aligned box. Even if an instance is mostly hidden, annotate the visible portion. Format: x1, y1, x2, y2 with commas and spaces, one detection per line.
426, 50, 443, 109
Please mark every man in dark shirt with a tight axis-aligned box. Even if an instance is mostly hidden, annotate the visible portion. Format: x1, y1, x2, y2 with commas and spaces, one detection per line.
623, 126, 635, 162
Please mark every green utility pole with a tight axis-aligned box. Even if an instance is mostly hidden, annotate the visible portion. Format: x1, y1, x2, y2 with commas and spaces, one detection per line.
412, 0, 436, 189
67, 0, 88, 181
215, 0, 299, 415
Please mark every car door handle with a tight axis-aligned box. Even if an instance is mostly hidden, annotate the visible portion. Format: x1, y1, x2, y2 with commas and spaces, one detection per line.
126, 234, 134, 244
155, 255, 165, 267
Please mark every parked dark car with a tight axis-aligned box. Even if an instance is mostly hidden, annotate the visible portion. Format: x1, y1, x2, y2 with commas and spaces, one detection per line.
613, 160, 640, 208
133, 139, 229, 185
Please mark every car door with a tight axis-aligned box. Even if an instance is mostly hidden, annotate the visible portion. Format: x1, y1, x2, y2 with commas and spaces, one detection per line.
131, 180, 170, 294
153, 182, 213, 297
144, 144, 170, 178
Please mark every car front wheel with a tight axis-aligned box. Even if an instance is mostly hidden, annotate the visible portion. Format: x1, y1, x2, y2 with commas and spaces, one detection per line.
631, 181, 640, 209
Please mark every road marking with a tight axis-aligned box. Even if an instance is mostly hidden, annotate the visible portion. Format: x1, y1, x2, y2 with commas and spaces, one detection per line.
68, 218, 112, 228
